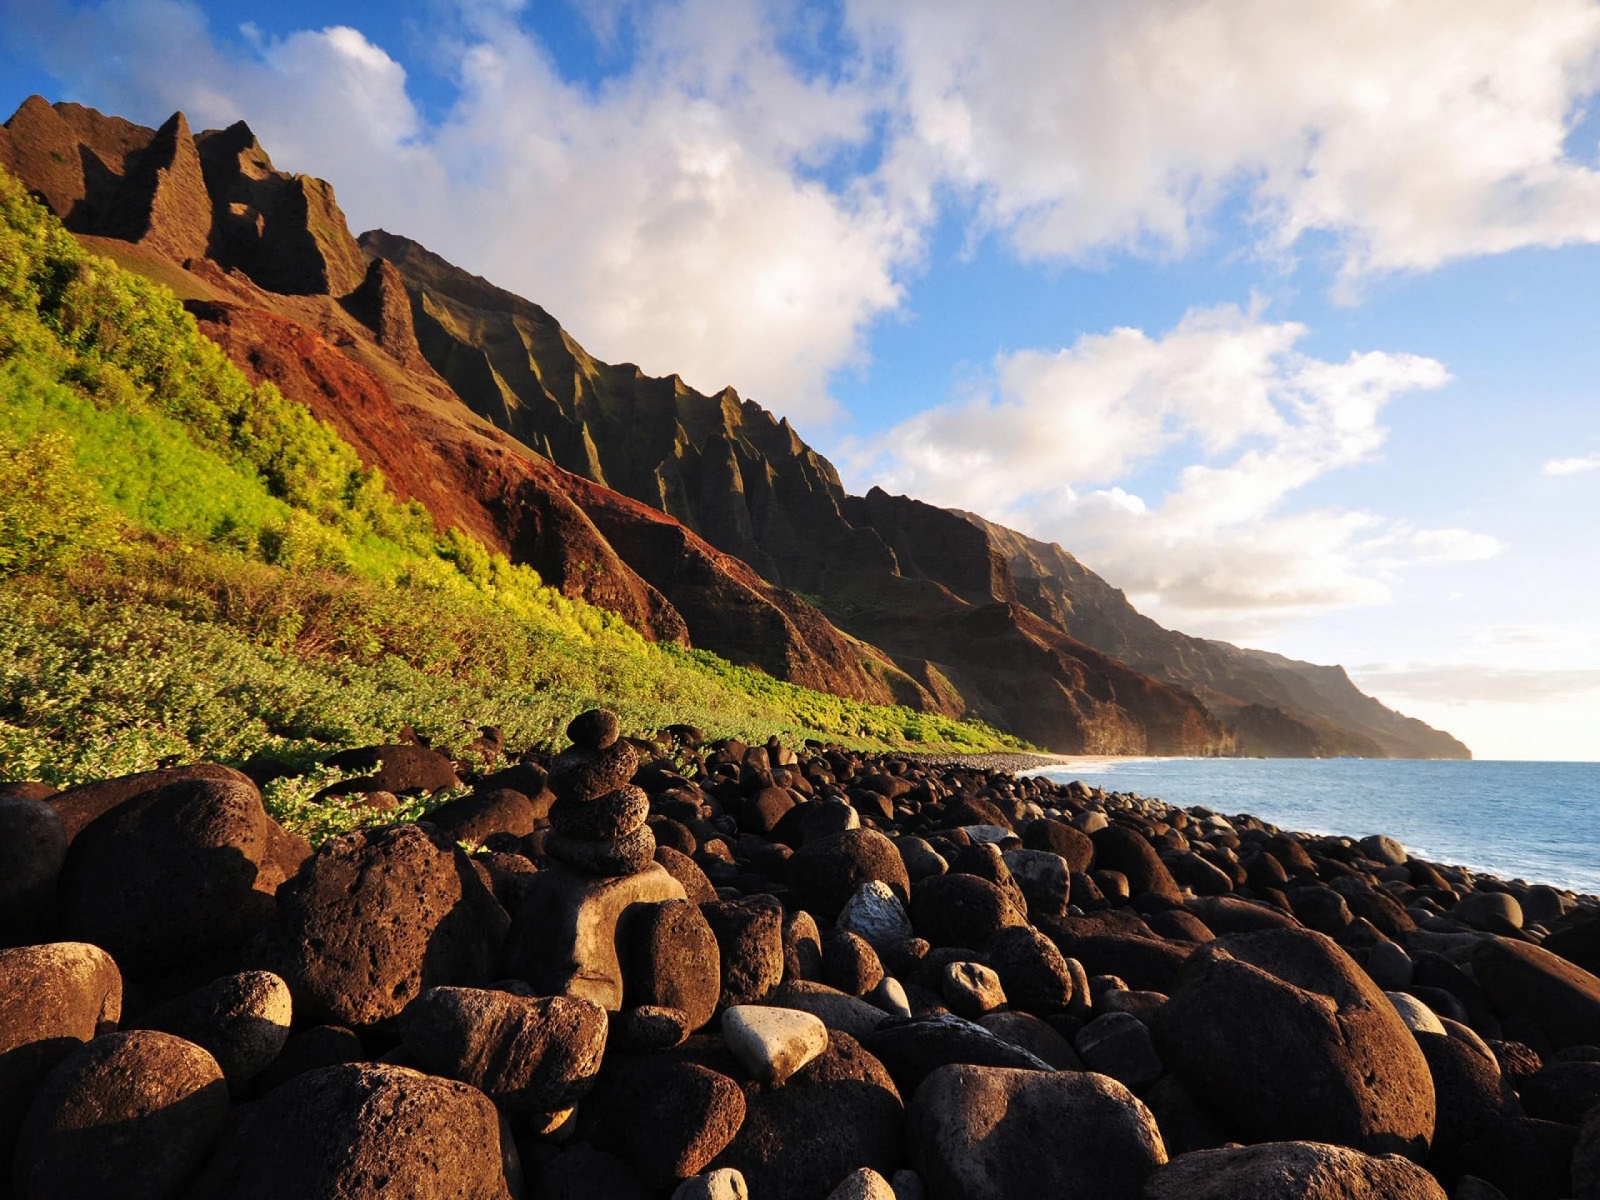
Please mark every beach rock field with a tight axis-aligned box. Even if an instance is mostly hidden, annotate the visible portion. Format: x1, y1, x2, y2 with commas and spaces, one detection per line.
1, 711, 1597, 1199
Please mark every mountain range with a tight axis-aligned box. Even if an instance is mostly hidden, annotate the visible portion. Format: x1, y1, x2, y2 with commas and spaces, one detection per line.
0, 95, 1469, 759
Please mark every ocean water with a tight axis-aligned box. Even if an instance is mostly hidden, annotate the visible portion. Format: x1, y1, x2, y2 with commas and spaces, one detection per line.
1030, 758, 1600, 896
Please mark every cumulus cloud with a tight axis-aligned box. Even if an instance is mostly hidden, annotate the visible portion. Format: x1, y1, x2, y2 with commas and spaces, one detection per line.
1544, 453, 1600, 475
841, 304, 1499, 632
850, 0, 1600, 288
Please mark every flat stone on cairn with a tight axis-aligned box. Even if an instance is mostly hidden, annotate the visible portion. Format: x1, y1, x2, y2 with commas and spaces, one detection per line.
545, 708, 656, 877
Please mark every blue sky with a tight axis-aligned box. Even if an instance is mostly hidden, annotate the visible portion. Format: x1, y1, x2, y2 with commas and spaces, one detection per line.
5, 0, 1600, 759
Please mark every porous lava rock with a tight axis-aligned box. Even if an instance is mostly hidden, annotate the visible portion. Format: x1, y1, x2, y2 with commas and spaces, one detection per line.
186, 1063, 516, 1199
13, 1029, 230, 1200
909, 1063, 1166, 1200
1151, 927, 1435, 1158
1143, 1140, 1448, 1200
399, 986, 607, 1110
788, 830, 911, 924
254, 822, 509, 1027
129, 970, 292, 1086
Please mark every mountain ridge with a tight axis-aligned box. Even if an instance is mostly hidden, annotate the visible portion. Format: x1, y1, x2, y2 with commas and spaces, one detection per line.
0, 95, 1469, 758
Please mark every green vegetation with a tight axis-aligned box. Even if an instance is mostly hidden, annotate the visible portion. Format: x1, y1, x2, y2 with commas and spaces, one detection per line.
0, 166, 1023, 822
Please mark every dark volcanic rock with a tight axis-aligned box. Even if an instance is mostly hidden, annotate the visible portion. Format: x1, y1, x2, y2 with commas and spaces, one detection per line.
187, 1063, 515, 1199
0, 798, 67, 942
255, 822, 509, 1027
909, 1063, 1166, 1200
1143, 1140, 1447, 1199
47, 763, 253, 842
58, 774, 273, 975
128, 970, 292, 1087
582, 1055, 746, 1186
549, 742, 641, 804
0, 943, 122, 1183
399, 986, 607, 1110
423, 787, 540, 844
321, 742, 461, 798
14, 1029, 230, 1200
1151, 927, 1436, 1158
909, 873, 1027, 951
985, 924, 1074, 1015
625, 898, 723, 1031
1474, 936, 1600, 1049
862, 1012, 1051, 1097
711, 1030, 903, 1200
788, 829, 911, 924
1091, 825, 1182, 902
702, 894, 785, 1011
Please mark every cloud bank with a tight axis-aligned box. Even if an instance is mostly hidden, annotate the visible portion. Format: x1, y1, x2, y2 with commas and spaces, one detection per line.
841, 304, 1500, 633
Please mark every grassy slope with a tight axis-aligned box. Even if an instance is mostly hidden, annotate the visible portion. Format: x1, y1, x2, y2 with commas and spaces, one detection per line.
0, 168, 1025, 802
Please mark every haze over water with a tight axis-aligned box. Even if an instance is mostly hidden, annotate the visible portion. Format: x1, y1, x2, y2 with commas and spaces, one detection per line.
1034, 759, 1600, 896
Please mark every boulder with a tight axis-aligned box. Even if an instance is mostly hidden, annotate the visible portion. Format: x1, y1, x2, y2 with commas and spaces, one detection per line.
769, 981, 891, 1042
1075, 1011, 1164, 1092
422, 788, 540, 844
0, 942, 122, 1164
826, 1168, 896, 1200
712, 1030, 904, 1200
789, 831, 912, 924
909, 1064, 1166, 1200
985, 924, 1074, 1014
673, 1168, 748, 1200
836, 881, 915, 954
723, 1005, 830, 1085
783, 909, 825, 982
940, 961, 1005, 1018
58, 774, 272, 974
503, 861, 685, 1010
702, 895, 786, 1012
908, 874, 1026, 951
0, 798, 67, 941
862, 1012, 1052, 1097
129, 970, 292, 1086
255, 822, 509, 1027
583, 1054, 747, 1186
822, 928, 884, 996
1143, 1140, 1446, 1199
187, 1063, 516, 1198
1151, 927, 1436, 1158
14, 1030, 229, 1200
1474, 936, 1600, 1049
320, 742, 461, 799
658, 844, 719, 905
625, 898, 722, 1031
48, 763, 252, 841
1091, 826, 1182, 903
399, 986, 607, 1110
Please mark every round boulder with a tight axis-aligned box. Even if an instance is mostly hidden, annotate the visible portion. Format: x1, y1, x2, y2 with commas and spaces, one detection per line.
399, 986, 607, 1110
14, 1030, 229, 1200
130, 970, 292, 1086
186, 1062, 515, 1198
1150, 927, 1435, 1158
789, 830, 912, 924
255, 822, 509, 1027
909, 1063, 1166, 1200
908, 873, 1026, 951
0, 798, 67, 939
57, 775, 271, 973
1144, 1140, 1446, 1199
626, 898, 723, 1032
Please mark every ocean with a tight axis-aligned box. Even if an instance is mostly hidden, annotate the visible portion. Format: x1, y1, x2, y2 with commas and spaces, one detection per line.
1029, 758, 1600, 896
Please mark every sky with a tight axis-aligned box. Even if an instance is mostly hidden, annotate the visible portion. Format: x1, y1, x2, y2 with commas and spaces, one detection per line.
3, 0, 1599, 760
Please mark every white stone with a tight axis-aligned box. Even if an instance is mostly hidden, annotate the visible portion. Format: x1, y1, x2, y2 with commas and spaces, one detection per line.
836, 880, 914, 952
722, 1005, 828, 1086
962, 824, 1011, 844
827, 1167, 897, 1200
871, 976, 912, 1019
672, 1167, 748, 1200
1386, 991, 1447, 1036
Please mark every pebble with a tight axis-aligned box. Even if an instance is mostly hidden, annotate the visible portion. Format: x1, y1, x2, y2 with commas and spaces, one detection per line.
722, 1005, 829, 1085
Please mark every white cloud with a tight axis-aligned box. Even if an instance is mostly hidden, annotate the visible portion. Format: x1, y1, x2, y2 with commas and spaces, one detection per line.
842, 304, 1496, 633
850, 0, 1600, 287
1353, 663, 1600, 705
1544, 453, 1600, 475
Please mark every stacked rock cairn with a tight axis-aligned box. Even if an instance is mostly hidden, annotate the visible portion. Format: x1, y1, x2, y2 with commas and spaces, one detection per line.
543, 709, 654, 877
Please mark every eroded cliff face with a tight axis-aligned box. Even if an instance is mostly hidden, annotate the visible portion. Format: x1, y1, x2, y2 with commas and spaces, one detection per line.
0, 97, 929, 712
1, 95, 1470, 756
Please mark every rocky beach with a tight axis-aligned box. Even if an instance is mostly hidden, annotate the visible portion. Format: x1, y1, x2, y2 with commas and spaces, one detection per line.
2, 710, 1598, 1200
